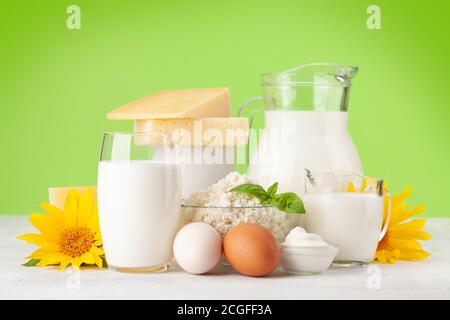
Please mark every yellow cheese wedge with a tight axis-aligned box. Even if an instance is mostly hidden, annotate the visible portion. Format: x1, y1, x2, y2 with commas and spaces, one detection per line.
107, 88, 231, 120
134, 117, 249, 146
48, 186, 97, 210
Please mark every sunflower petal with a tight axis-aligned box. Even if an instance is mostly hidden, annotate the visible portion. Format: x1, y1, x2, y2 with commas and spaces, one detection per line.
64, 189, 81, 227
93, 255, 103, 268
375, 250, 387, 264
375, 248, 400, 264
41, 203, 67, 230
58, 257, 72, 270
17, 233, 59, 249
80, 251, 95, 265
399, 249, 431, 261
36, 253, 65, 267
87, 204, 100, 231
387, 250, 400, 264
78, 189, 95, 227
347, 183, 356, 192
71, 257, 82, 269
26, 247, 58, 259
90, 246, 104, 256
28, 213, 61, 240
385, 203, 404, 225
391, 219, 428, 232
391, 186, 413, 208
389, 228, 431, 241
390, 205, 425, 225
383, 237, 424, 251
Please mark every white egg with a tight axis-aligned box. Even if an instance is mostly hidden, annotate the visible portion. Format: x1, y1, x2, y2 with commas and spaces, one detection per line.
173, 222, 222, 274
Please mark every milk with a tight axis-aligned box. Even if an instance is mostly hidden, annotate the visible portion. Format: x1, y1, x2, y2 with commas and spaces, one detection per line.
180, 163, 234, 198
153, 146, 235, 199
248, 111, 363, 195
98, 160, 181, 270
304, 193, 383, 262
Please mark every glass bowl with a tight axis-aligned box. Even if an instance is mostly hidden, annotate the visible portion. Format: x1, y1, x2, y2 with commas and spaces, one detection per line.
180, 202, 303, 243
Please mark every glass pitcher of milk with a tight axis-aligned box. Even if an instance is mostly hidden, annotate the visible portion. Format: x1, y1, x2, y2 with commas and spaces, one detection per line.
304, 170, 391, 266
240, 63, 363, 196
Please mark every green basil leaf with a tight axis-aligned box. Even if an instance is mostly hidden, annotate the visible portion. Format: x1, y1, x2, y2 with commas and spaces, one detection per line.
266, 182, 278, 198
229, 183, 268, 202
23, 259, 40, 267
229, 182, 305, 214
273, 192, 305, 214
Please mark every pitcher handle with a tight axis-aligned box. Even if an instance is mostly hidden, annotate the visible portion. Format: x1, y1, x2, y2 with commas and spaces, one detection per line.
379, 196, 391, 241
238, 96, 265, 165
238, 96, 264, 116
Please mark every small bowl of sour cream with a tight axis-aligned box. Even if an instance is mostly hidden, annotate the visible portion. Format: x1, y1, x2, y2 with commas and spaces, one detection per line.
280, 227, 339, 274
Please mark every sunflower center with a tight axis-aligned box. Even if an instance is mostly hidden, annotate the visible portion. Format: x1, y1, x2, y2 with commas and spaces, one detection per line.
59, 227, 95, 257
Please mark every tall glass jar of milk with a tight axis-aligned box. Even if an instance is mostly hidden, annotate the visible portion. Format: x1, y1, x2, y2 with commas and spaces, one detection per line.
134, 117, 249, 199
97, 132, 181, 273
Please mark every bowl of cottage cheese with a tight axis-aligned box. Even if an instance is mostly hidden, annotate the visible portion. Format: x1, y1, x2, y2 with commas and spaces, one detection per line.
180, 172, 302, 242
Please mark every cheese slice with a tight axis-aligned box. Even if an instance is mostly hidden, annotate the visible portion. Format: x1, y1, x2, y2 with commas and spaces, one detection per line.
134, 118, 248, 146
48, 186, 97, 210
107, 88, 231, 120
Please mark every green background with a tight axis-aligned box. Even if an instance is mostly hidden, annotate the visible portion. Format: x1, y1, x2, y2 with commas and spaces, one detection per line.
1, 0, 449, 216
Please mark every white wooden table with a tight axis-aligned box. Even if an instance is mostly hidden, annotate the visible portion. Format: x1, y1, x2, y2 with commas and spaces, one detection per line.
1, 215, 449, 300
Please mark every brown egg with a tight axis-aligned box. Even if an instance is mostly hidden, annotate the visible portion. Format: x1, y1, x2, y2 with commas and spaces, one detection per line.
223, 223, 280, 277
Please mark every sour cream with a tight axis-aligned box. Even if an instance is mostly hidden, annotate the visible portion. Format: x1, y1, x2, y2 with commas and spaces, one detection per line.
282, 227, 329, 247
280, 227, 338, 274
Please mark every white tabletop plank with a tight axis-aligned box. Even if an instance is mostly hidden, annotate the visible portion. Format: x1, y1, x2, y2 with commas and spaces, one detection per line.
1, 215, 449, 300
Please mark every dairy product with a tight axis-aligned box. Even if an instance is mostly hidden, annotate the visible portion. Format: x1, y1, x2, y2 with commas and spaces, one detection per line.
106, 88, 245, 201
248, 111, 363, 195
304, 192, 383, 262
107, 88, 230, 120
151, 145, 236, 199
135, 117, 249, 198
282, 227, 328, 247
97, 160, 181, 270
178, 158, 235, 199
48, 186, 96, 210
280, 226, 337, 274
134, 117, 249, 146
181, 172, 300, 241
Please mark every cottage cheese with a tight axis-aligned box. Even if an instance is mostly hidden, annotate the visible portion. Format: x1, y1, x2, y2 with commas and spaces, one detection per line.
181, 172, 301, 241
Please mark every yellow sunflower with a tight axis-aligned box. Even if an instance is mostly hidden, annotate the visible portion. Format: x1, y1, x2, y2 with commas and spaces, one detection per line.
18, 188, 104, 270
375, 186, 431, 264
348, 180, 431, 264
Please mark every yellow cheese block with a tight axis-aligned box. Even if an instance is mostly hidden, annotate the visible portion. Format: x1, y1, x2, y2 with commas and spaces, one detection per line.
48, 186, 97, 210
134, 117, 249, 146
107, 88, 231, 120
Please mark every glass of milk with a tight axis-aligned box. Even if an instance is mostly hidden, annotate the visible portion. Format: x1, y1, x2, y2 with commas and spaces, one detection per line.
97, 132, 181, 273
304, 170, 391, 267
